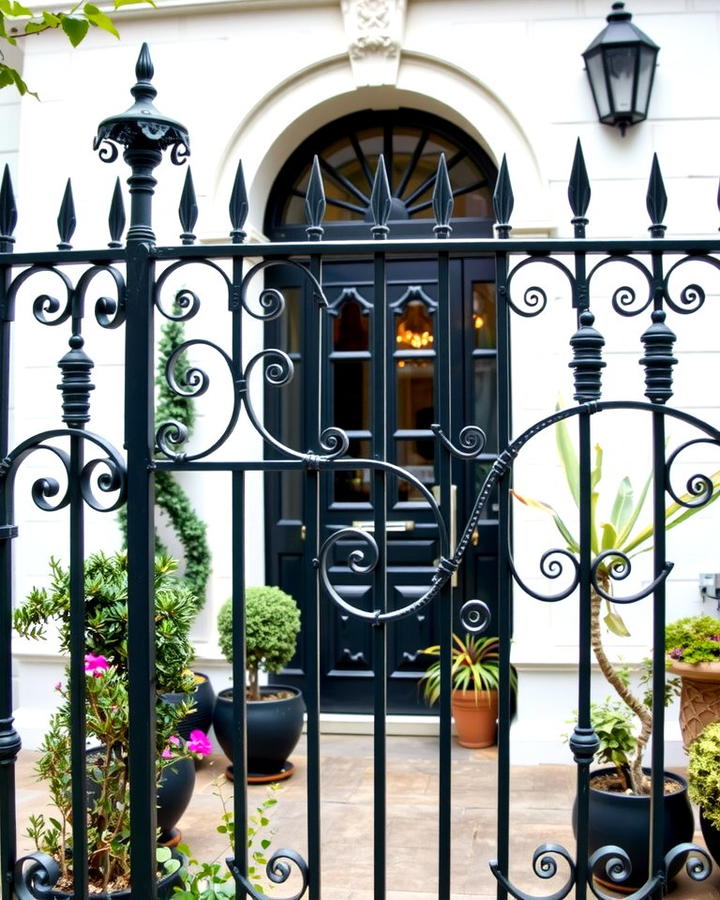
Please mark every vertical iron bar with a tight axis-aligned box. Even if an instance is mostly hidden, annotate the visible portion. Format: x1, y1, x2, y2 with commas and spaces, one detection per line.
305, 250, 323, 899
371, 245, 388, 900
435, 247, 452, 899
68, 405, 88, 898
494, 248, 511, 900
231, 467, 248, 897
231, 250, 248, 896
650, 408, 667, 896
124, 236, 158, 898
647, 240, 670, 896
573, 407, 593, 900
0, 230, 20, 900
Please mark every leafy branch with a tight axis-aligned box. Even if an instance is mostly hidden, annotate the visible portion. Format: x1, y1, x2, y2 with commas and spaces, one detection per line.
0, 0, 154, 96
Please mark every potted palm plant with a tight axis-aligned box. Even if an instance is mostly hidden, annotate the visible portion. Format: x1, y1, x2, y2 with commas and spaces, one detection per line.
513, 416, 719, 889
212, 586, 304, 782
418, 633, 516, 748
665, 614, 720, 748
13, 551, 208, 897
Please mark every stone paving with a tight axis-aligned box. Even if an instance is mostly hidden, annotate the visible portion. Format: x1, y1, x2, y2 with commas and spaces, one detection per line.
13, 734, 720, 898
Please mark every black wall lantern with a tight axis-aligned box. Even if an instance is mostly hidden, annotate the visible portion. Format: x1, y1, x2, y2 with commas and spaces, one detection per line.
583, 2, 659, 135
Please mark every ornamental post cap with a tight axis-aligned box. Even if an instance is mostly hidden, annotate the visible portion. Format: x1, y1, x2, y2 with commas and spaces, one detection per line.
94, 43, 189, 164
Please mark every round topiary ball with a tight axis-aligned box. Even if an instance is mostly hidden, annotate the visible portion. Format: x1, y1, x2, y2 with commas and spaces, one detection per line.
217, 586, 301, 675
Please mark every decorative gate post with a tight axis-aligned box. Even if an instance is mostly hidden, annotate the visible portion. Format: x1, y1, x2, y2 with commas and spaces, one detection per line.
94, 43, 190, 897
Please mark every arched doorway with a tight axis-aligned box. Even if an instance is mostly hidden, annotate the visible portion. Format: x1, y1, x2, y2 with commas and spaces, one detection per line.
264, 109, 500, 713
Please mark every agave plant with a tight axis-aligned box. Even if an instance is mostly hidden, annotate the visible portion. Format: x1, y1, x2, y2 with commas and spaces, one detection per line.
419, 633, 517, 706
513, 414, 720, 794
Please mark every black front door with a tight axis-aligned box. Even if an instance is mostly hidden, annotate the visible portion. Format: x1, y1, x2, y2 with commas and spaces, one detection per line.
265, 256, 498, 713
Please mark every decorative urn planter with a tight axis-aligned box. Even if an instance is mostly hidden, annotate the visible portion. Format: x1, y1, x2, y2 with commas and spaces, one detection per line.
669, 661, 720, 749
213, 685, 305, 782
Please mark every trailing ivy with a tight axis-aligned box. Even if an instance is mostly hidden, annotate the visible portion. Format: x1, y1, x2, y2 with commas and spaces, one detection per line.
118, 314, 211, 612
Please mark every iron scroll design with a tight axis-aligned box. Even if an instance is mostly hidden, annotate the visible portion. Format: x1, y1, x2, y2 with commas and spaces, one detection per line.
153, 258, 329, 462
13, 852, 61, 900
0, 429, 127, 514
227, 849, 309, 900
6, 263, 126, 330
315, 400, 720, 626
490, 844, 576, 900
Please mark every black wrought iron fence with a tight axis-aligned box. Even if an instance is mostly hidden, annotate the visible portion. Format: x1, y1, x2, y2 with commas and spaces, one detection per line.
2, 43, 720, 900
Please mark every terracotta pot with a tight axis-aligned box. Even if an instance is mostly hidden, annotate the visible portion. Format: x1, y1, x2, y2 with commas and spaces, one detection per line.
451, 688, 498, 748
669, 661, 720, 749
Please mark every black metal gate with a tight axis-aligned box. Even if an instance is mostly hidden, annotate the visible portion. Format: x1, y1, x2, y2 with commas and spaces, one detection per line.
1, 45, 719, 899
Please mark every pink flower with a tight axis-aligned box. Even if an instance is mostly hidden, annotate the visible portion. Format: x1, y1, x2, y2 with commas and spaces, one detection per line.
84, 653, 109, 677
162, 735, 181, 759
669, 647, 683, 660
53, 681, 62, 692
187, 730, 212, 759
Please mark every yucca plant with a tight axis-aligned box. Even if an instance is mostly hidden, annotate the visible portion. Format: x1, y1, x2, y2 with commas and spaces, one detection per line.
419, 633, 517, 706
513, 414, 720, 793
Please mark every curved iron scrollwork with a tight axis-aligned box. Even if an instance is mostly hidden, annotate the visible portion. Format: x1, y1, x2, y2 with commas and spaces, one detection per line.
431, 422, 487, 459
154, 258, 231, 321
13, 852, 61, 899
664, 842, 713, 884
227, 848, 309, 900
1, 429, 127, 514
7, 264, 126, 330
239, 259, 328, 318
490, 843, 576, 900
506, 256, 575, 318
665, 437, 720, 510
586, 256, 654, 317
664, 255, 720, 315
509, 548, 580, 604
590, 551, 673, 605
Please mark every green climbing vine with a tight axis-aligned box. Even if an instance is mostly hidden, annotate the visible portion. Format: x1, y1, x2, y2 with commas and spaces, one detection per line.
119, 314, 211, 612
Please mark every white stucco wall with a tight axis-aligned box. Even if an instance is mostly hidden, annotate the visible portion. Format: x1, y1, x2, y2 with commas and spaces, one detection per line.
7, 0, 720, 759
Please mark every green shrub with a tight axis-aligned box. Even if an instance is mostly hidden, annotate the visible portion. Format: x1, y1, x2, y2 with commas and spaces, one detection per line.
665, 615, 720, 665
689, 721, 720, 830
217, 587, 301, 701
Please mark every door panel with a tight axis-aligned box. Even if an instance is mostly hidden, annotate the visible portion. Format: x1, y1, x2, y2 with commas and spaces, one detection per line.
266, 256, 498, 712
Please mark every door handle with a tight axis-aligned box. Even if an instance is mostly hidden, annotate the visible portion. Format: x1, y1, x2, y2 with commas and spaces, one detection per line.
352, 520, 415, 532
471, 527, 479, 546
432, 484, 458, 587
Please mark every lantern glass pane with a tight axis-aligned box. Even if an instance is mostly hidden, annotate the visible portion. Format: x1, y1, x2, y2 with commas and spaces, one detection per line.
606, 46, 636, 114
635, 45, 656, 115
586, 51, 610, 118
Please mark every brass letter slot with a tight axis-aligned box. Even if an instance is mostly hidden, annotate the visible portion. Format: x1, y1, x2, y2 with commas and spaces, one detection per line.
351, 520, 415, 533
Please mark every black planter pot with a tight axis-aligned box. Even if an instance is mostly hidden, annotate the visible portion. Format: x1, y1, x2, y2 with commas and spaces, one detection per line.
86, 748, 195, 846
213, 685, 305, 782
700, 809, 720, 868
572, 767, 694, 893
33, 849, 186, 899
157, 754, 197, 845
160, 671, 216, 740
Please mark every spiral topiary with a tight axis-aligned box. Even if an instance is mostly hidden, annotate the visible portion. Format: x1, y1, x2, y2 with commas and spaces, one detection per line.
118, 314, 211, 613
